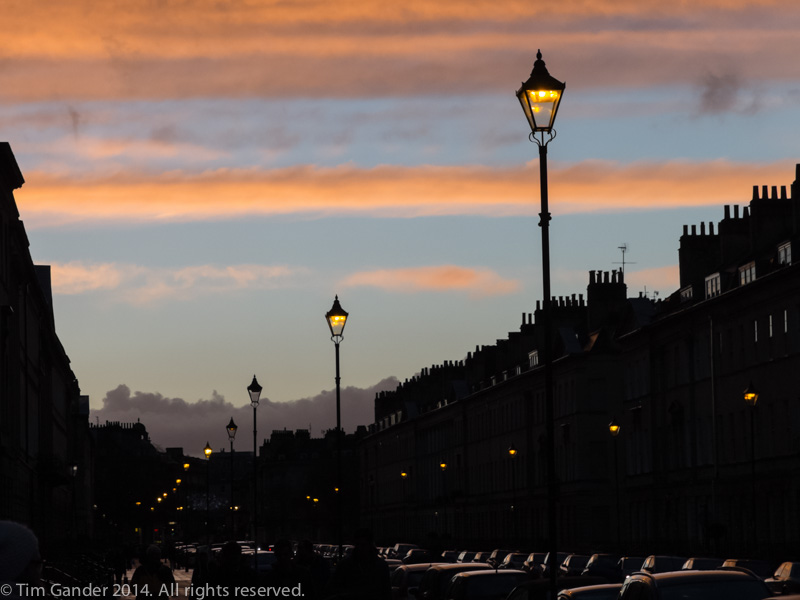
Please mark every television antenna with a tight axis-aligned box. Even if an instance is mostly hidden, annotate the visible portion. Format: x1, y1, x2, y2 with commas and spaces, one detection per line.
613, 243, 636, 275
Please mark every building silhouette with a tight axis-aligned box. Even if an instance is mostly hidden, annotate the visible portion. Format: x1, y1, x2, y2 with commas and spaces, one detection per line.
0, 142, 93, 553
359, 164, 800, 559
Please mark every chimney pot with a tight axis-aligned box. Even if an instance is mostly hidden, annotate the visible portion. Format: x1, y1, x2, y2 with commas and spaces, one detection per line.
734, 205, 740, 218
700, 222, 705, 235
724, 205, 730, 219
781, 185, 787, 200
691, 225, 697, 235
762, 185, 768, 199
753, 185, 759, 201
772, 185, 778, 200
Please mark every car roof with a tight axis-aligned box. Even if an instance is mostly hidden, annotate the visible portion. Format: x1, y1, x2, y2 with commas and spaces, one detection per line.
430, 563, 491, 571
455, 569, 526, 578
640, 569, 761, 584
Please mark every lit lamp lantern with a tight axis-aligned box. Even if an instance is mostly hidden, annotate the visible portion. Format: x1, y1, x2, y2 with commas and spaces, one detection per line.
326, 296, 349, 338
744, 383, 759, 407
516, 50, 565, 135
609, 418, 621, 437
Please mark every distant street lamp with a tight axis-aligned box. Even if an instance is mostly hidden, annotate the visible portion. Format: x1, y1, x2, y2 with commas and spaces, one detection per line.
516, 48, 565, 598
326, 295, 349, 560
439, 461, 448, 537
508, 444, 518, 540
744, 382, 759, 553
204, 442, 213, 546
226, 417, 238, 539
248, 375, 262, 569
608, 418, 622, 551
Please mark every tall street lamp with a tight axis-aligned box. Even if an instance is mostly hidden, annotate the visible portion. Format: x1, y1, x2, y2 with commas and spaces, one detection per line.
204, 442, 213, 547
439, 461, 448, 537
248, 375, 262, 570
508, 444, 518, 541
608, 418, 622, 551
226, 417, 238, 539
744, 382, 759, 553
326, 295, 349, 560
516, 48, 565, 598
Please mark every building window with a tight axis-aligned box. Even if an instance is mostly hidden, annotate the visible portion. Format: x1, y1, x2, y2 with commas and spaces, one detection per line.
529, 350, 539, 368
705, 273, 721, 299
786, 309, 790, 334
778, 241, 792, 265
769, 314, 774, 338
754, 320, 758, 343
739, 262, 756, 286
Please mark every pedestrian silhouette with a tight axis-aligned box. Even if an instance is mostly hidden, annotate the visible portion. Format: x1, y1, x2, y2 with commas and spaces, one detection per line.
207, 541, 254, 595
295, 540, 329, 600
324, 528, 390, 600
130, 545, 175, 599
0, 521, 44, 600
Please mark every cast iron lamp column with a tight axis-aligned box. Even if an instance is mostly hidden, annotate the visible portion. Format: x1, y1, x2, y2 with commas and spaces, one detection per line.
608, 419, 622, 552
326, 295, 349, 560
744, 382, 759, 554
204, 442, 213, 547
226, 417, 238, 540
248, 375, 262, 570
508, 444, 518, 541
516, 48, 565, 599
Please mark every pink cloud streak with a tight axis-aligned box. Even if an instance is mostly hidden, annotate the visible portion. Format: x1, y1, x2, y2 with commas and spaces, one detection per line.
15, 159, 794, 228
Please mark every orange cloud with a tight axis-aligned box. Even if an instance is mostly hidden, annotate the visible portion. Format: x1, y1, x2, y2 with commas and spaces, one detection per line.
15, 159, 795, 228
342, 265, 520, 297
624, 265, 680, 297
47, 261, 303, 304
0, 2, 797, 100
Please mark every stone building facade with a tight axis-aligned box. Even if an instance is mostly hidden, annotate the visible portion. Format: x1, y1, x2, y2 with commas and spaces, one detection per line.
359, 165, 800, 559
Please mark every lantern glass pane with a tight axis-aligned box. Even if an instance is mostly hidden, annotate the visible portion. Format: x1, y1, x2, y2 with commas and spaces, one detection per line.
328, 314, 347, 336
527, 89, 561, 131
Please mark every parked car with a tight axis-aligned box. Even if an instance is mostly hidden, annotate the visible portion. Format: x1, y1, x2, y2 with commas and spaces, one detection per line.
499, 553, 530, 570
505, 576, 609, 600
640, 555, 687, 574
392, 563, 440, 600
457, 551, 477, 563
541, 552, 570, 576
617, 569, 771, 600
404, 549, 433, 564
682, 557, 724, 570
581, 554, 622, 582
473, 551, 492, 563
560, 554, 592, 576
443, 569, 528, 600
392, 543, 420, 559
440, 550, 460, 563
557, 583, 623, 600
765, 562, 800, 594
416, 563, 493, 600
487, 549, 517, 568
523, 553, 547, 574
618, 557, 645, 579
722, 559, 775, 580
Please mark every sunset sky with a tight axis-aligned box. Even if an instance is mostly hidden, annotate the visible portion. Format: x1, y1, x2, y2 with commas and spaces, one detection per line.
3, 0, 799, 454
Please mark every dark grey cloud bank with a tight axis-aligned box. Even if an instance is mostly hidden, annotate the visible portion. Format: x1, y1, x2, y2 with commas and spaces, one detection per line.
91, 377, 399, 456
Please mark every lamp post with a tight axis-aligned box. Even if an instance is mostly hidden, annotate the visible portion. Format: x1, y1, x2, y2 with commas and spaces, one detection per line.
516, 48, 565, 598
401, 470, 409, 539
508, 444, 517, 541
744, 382, 759, 553
204, 442, 213, 546
326, 295, 349, 560
248, 375, 262, 570
439, 461, 448, 537
608, 418, 622, 551
226, 418, 238, 539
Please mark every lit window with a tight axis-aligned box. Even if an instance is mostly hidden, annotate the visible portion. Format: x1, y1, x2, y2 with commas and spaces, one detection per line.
705, 273, 721, 299
778, 242, 792, 265
739, 262, 756, 286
